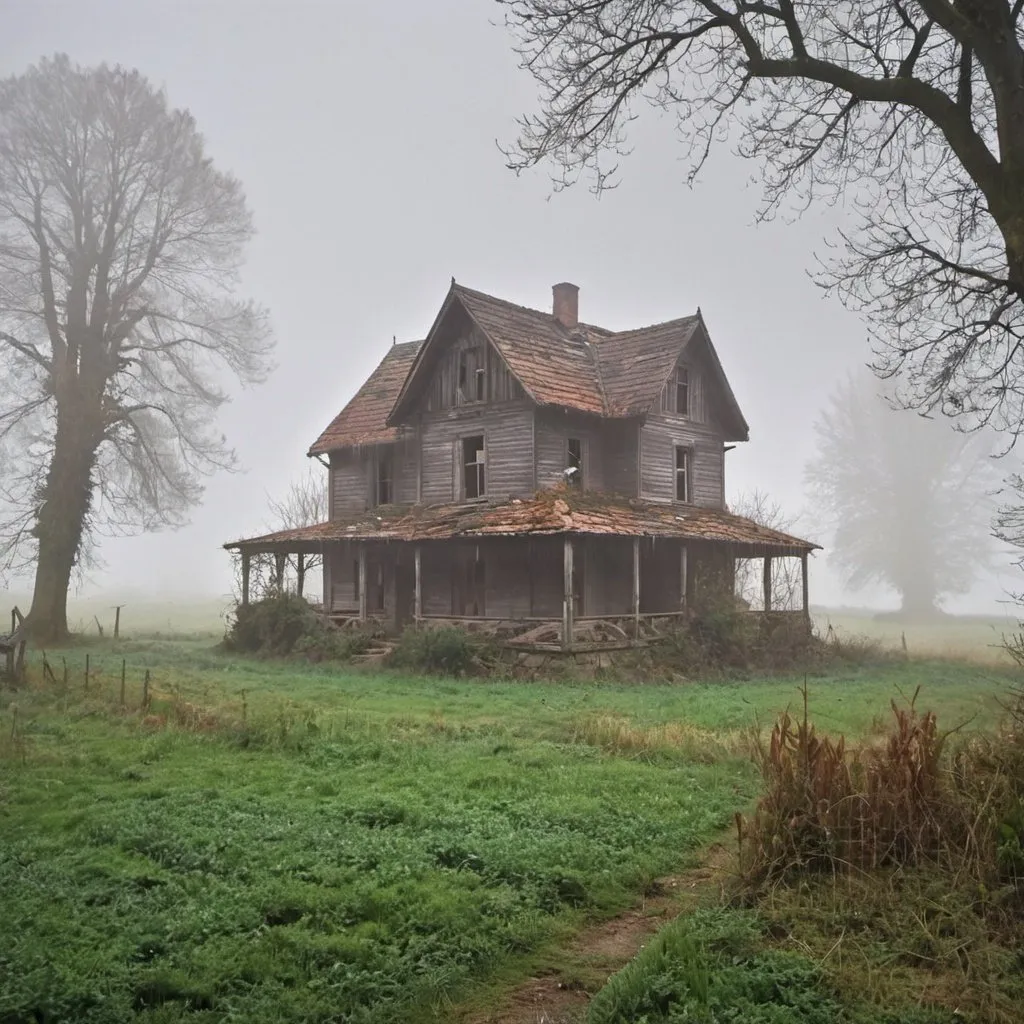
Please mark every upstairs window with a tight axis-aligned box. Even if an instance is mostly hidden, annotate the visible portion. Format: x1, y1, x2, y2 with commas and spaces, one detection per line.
375, 450, 393, 506
457, 347, 486, 404
462, 435, 486, 499
674, 368, 690, 417
566, 437, 583, 489
675, 446, 691, 502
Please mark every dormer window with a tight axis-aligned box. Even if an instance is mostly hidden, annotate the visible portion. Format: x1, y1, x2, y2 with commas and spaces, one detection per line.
674, 368, 690, 417
457, 347, 486, 404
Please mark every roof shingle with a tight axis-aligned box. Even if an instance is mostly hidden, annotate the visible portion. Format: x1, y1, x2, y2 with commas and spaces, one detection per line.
226, 490, 818, 554
307, 340, 422, 455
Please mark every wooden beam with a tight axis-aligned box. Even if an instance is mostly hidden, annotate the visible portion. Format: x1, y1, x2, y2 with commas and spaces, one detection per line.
632, 537, 641, 638
358, 545, 367, 622
762, 555, 773, 613
801, 551, 810, 621
414, 545, 422, 624
241, 551, 251, 607
562, 536, 574, 652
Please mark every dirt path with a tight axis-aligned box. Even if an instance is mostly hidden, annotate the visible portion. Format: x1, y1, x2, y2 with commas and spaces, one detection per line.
463, 842, 735, 1024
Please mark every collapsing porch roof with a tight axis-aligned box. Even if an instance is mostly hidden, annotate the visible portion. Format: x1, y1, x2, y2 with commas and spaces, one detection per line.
224, 491, 819, 557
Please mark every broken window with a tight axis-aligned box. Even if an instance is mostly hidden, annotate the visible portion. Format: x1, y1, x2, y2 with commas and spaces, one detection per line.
375, 450, 393, 506
463, 435, 486, 499
457, 347, 486, 405
566, 437, 583, 489
675, 368, 690, 416
675, 446, 691, 502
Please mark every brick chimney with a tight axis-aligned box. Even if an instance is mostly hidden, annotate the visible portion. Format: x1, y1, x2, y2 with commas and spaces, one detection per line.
552, 282, 579, 329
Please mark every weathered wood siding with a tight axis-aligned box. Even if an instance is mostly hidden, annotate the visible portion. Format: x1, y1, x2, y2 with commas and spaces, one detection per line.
640, 417, 724, 507
602, 420, 640, 496
330, 450, 370, 517
418, 404, 535, 503
534, 409, 606, 492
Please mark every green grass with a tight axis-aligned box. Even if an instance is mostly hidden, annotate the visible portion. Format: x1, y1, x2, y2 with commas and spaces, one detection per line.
0, 640, 1016, 1023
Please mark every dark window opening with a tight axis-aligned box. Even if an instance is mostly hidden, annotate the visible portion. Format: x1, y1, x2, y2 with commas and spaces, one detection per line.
463, 435, 486, 499
566, 437, 583, 489
675, 446, 691, 502
675, 368, 690, 417
375, 451, 393, 506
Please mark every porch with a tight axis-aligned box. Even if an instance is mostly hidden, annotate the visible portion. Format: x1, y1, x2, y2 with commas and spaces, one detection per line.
230, 531, 811, 653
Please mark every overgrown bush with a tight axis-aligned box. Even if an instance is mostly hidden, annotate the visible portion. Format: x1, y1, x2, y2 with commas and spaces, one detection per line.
223, 593, 373, 660
386, 626, 481, 675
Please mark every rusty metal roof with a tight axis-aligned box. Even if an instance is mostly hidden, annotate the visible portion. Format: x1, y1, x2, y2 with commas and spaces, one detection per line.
307, 340, 422, 455
225, 490, 818, 554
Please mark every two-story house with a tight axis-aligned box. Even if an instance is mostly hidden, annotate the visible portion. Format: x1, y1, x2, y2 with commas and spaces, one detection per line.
226, 281, 817, 650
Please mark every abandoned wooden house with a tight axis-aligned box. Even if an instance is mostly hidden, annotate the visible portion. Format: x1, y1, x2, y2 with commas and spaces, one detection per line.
225, 281, 818, 651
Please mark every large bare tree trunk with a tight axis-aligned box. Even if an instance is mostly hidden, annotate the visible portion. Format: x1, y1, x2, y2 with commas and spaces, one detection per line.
26, 391, 100, 643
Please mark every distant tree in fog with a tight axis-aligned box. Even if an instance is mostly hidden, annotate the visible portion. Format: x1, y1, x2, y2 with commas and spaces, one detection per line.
805, 371, 994, 620
730, 490, 802, 611
264, 468, 328, 597
501, 1, 1024, 439
0, 55, 274, 641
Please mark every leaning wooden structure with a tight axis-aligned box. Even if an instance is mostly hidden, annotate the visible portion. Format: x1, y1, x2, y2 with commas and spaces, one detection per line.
225, 280, 819, 652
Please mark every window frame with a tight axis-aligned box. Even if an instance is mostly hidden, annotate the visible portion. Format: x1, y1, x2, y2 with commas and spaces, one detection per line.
374, 449, 393, 507
675, 445, 692, 503
457, 346, 486, 406
674, 367, 690, 417
566, 436, 584, 489
461, 433, 487, 500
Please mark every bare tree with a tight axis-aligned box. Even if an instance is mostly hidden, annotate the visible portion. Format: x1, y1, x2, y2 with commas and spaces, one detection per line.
805, 370, 995, 619
0, 55, 273, 641
265, 467, 328, 598
500, 1, 1024, 437
730, 489, 802, 610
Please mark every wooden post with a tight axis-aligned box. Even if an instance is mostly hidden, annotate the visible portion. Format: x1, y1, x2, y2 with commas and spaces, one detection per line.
274, 552, 287, 592
414, 545, 422, 624
632, 537, 641, 638
801, 551, 810, 623
680, 544, 688, 609
113, 605, 122, 639
241, 551, 251, 607
296, 553, 306, 598
562, 536, 574, 652
357, 545, 367, 622
762, 555, 773, 614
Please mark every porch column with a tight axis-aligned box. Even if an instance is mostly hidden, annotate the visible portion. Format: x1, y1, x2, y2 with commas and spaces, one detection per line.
296, 553, 306, 597
680, 544, 688, 609
562, 536, 574, 652
632, 537, 641, 638
801, 551, 810, 623
414, 545, 422, 625
241, 551, 251, 607
357, 545, 367, 622
274, 552, 287, 592
322, 543, 331, 621
762, 555, 773, 613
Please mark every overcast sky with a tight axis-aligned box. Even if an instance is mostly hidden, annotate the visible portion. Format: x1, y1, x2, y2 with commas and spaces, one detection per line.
0, 0, 1012, 612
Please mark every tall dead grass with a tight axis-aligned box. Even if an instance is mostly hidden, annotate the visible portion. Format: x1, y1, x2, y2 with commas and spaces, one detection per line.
571, 713, 749, 764
739, 685, 1024, 900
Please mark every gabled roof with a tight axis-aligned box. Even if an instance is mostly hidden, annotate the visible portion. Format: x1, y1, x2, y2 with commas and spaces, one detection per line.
225, 490, 819, 554
310, 281, 750, 453
307, 340, 422, 455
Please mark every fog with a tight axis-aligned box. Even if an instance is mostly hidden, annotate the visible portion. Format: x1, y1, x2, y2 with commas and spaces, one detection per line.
1, 0, 1013, 614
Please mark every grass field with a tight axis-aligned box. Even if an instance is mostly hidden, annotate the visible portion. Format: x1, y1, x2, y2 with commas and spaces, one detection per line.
0, 638, 1018, 1022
